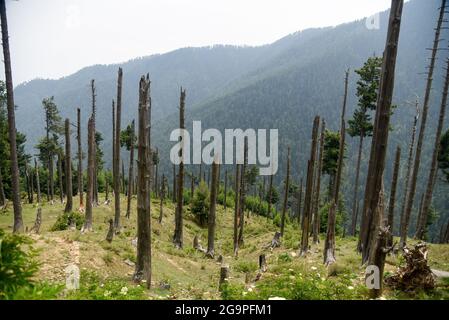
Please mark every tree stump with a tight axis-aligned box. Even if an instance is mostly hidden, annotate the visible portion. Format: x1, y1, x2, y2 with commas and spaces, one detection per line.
193, 235, 207, 253
259, 254, 267, 272
270, 231, 281, 248
106, 219, 114, 243
29, 208, 42, 234
219, 264, 229, 291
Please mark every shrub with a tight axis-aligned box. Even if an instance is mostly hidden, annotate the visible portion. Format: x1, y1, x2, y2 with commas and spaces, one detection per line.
191, 181, 210, 227
234, 260, 258, 273
50, 212, 85, 231
0, 229, 39, 299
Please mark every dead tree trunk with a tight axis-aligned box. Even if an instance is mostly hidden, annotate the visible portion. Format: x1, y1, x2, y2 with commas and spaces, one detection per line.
267, 168, 273, 221
402, 0, 446, 246
58, 152, 64, 204
64, 118, 73, 213
159, 174, 166, 224
1, 0, 23, 232
233, 164, 240, 255
399, 102, 419, 247
224, 169, 228, 212
172, 164, 176, 203
313, 120, 325, 244
218, 265, 229, 291
360, 0, 404, 265
350, 134, 364, 236
82, 117, 95, 232
24, 164, 32, 204
238, 139, 248, 246
91, 79, 98, 206
126, 120, 135, 219
77, 108, 84, 211
154, 148, 159, 198
133, 75, 152, 288
280, 147, 291, 236
30, 208, 42, 234
300, 116, 320, 256
207, 157, 219, 258
416, 58, 449, 240
297, 178, 303, 225
387, 146, 401, 247
173, 88, 186, 249
35, 159, 41, 205
113, 68, 123, 233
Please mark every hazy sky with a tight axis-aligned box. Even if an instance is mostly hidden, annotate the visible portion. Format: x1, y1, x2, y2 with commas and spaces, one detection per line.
1, 0, 396, 86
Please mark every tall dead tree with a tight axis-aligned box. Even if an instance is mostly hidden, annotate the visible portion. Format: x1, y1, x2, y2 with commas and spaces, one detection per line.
82, 117, 95, 232
1, 0, 23, 232
133, 75, 152, 288
77, 108, 84, 211
280, 146, 291, 236
238, 139, 248, 246
399, 102, 419, 247
172, 164, 176, 203
300, 116, 320, 256
360, 0, 403, 272
57, 152, 64, 203
387, 146, 401, 246
267, 168, 273, 221
126, 120, 135, 219
35, 159, 41, 205
91, 79, 99, 206
233, 164, 240, 255
154, 148, 159, 198
64, 118, 73, 213
416, 58, 449, 239
297, 178, 303, 225
207, 157, 219, 258
313, 120, 326, 244
173, 88, 186, 249
224, 169, 228, 212
113, 68, 123, 233
159, 174, 166, 223
402, 0, 446, 246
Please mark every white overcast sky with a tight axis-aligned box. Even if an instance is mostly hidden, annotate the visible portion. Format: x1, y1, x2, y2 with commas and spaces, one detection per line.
0, 0, 398, 86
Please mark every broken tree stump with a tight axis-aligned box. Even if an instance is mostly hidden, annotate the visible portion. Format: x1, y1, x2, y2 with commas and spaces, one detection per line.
193, 235, 207, 254
29, 208, 42, 234
259, 254, 267, 272
106, 219, 114, 243
219, 264, 229, 291
385, 242, 435, 292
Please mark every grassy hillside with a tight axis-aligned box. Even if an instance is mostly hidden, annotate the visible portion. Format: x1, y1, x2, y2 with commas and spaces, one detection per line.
1, 196, 448, 300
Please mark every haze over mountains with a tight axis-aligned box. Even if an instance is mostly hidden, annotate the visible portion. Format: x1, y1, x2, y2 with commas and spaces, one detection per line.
13, 0, 448, 235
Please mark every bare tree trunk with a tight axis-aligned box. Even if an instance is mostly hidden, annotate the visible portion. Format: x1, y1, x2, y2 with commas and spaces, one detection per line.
416, 58, 449, 240
267, 169, 273, 221
126, 120, 135, 219
402, 0, 446, 246
154, 148, 158, 198
313, 120, 325, 244
280, 146, 291, 236
0, 167, 5, 206
399, 102, 419, 247
76, 108, 83, 211
133, 75, 152, 288
207, 157, 219, 258
64, 118, 73, 213
350, 134, 364, 236
58, 152, 64, 203
233, 164, 240, 255
159, 174, 166, 224
35, 159, 41, 205
297, 178, 303, 225
82, 117, 95, 232
1, 0, 23, 232
238, 139, 248, 246
224, 169, 228, 212
361, 0, 404, 266
91, 79, 99, 206
24, 164, 32, 204
387, 146, 401, 246
113, 68, 123, 233
172, 164, 176, 203
173, 88, 186, 249
300, 116, 320, 256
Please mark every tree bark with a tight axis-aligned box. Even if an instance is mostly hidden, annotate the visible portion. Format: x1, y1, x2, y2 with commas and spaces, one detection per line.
77, 108, 83, 211
361, 0, 404, 265
297, 178, 303, 225
416, 58, 449, 240
280, 146, 290, 236
91, 79, 98, 206
401, 0, 446, 246
126, 120, 135, 219
64, 118, 73, 213
233, 164, 240, 255
114, 68, 123, 233
172, 164, 177, 203
350, 134, 364, 236
224, 169, 228, 212
173, 88, 186, 249
238, 139, 248, 246
159, 174, 166, 223
313, 120, 325, 244
300, 116, 320, 256
35, 159, 41, 205
267, 168, 273, 221
399, 102, 419, 247
387, 146, 401, 246
1, 0, 23, 232
0, 167, 5, 206
82, 117, 95, 232
58, 152, 64, 203
207, 158, 219, 258
133, 75, 152, 288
